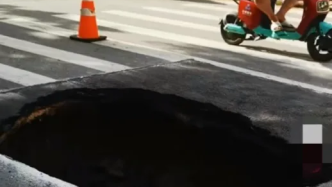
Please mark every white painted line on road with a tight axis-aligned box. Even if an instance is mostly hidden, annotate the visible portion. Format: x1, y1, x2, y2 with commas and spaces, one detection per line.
105, 38, 188, 62
0, 17, 187, 62
102, 10, 304, 48
5, 17, 313, 73
103, 10, 217, 32
5, 15, 332, 95
140, 7, 307, 47
142, 7, 220, 21
197, 58, 332, 95
5, 14, 332, 94
55, 14, 324, 70
109, 41, 332, 95
92, 39, 332, 95
183, 2, 332, 20
183, 3, 300, 22
27, 15, 332, 95
219, 1, 324, 15
0, 34, 130, 72
0, 63, 56, 86
144, 6, 302, 24
184, 2, 232, 11
110, 41, 332, 95
114, 44, 332, 95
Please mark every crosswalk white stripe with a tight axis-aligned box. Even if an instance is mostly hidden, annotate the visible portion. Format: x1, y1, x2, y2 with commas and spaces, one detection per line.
11, 16, 332, 95
184, 2, 233, 11
0, 33, 130, 73
144, 5, 302, 25
183, 2, 332, 20
0, 15, 315, 72
102, 10, 305, 48
55, 13, 332, 72
142, 7, 220, 21
103, 10, 217, 32
1, 15, 332, 95
198, 57, 332, 94
219, 1, 323, 15
0, 16, 187, 62
0, 63, 56, 86
183, 3, 301, 22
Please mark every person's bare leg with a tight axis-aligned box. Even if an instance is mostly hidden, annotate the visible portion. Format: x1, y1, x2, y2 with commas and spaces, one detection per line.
276, 0, 299, 23
254, 0, 282, 31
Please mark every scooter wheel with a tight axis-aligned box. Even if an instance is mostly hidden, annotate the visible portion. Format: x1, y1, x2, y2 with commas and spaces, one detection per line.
219, 13, 245, 46
307, 33, 332, 63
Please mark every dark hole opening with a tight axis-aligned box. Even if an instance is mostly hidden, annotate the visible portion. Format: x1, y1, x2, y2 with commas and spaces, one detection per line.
0, 88, 329, 187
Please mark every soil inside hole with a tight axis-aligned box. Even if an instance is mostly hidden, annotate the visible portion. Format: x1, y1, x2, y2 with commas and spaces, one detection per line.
0, 88, 313, 187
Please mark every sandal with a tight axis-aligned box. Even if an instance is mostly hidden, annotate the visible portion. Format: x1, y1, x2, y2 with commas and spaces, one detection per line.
280, 20, 296, 31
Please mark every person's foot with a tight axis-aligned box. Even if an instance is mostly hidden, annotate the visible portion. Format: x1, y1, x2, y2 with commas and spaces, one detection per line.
271, 21, 283, 32
276, 14, 296, 31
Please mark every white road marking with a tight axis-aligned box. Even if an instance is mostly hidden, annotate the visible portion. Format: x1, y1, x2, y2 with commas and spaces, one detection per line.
103, 10, 218, 32
183, 2, 332, 20
184, 2, 237, 11
143, 5, 301, 24
0, 33, 130, 73
0, 63, 56, 86
102, 10, 305, 48
0, 16, 187, 62
55, 14, 322, 69
35, 14, 332, 95
183, 3, 301, 22
3, 14, 332, 94
142, 7, 220, 21
197, 57, 332, 95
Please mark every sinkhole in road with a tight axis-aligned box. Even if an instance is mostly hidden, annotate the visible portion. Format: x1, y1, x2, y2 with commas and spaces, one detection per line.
0, 88, 306, 187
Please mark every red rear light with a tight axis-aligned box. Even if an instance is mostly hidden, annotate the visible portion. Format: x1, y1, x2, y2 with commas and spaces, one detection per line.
303, 163, 322, 177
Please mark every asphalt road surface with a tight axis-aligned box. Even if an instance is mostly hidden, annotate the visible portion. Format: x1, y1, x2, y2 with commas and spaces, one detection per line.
0, 0, 332, 186
1, 0, 332, 91
1, 0, 332, 121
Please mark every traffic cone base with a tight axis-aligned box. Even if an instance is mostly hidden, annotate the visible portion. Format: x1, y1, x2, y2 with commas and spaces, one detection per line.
69, 34, 107, 43
70, 3, 107, 43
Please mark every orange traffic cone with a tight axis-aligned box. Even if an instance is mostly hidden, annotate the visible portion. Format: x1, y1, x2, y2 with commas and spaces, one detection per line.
70, 0, 107, 42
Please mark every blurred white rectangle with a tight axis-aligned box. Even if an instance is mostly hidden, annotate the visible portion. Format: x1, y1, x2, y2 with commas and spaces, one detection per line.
302, 124, 323, 144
